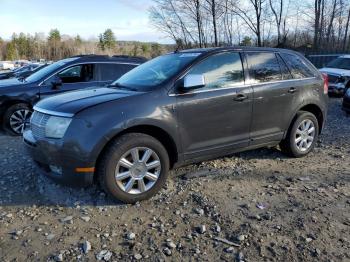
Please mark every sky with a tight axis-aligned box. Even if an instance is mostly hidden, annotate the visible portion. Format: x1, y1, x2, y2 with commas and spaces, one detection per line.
0, 0, 172, 43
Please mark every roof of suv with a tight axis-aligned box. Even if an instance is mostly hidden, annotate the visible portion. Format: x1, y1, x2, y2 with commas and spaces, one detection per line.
69, 55, 147, 64
177, 46, 297, 54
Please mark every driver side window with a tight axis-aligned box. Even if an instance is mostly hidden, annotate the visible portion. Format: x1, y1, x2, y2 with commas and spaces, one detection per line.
56, 64, 95, 83
187, 52, 244, 90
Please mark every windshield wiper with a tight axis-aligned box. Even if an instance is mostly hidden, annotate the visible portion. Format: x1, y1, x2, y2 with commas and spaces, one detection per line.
107, 83, 137, 91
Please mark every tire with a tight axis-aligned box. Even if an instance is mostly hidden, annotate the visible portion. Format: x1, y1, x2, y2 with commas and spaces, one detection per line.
2, 103, 32, 136
280, 111, 319, 158
98, 133, 170, 204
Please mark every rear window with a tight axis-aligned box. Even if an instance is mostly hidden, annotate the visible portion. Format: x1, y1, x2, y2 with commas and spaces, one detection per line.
280, 53, 316, 79
246, 52, 282, 83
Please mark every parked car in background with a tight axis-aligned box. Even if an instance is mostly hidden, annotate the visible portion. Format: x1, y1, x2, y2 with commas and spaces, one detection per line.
0, 55, 146, 135
306, 54, 344, 69
24, 47, 328, 203
14, 60, 30, 68
0, 61, 15, 70
0, 63, 47, 80
319, 55, 350, 96
342, 87, 350, 115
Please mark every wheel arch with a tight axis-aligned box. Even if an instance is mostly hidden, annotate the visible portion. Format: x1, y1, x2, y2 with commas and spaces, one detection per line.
286, 103, 324, 137
94, 124, 179, 182
0, 99, 32, 118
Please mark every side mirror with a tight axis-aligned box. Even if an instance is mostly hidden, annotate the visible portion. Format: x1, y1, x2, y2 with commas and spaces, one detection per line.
51, 76, 62, 89
180, 74, 205, 92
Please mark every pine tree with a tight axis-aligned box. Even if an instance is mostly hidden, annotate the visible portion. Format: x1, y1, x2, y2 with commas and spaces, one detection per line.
98, 29, 116, 51
48, 29, 61, 60
6, 42, 18, 60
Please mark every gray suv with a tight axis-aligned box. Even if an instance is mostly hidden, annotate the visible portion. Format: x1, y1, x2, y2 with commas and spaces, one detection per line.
24, 47, 328, 203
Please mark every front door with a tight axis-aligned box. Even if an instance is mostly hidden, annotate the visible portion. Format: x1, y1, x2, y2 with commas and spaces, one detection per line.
175, 52, 253, 161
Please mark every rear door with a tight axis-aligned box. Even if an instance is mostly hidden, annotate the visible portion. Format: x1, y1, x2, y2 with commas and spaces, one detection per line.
175, 51, 253, 161
245, 51, 296, 145
39, 63, 99, 98
94, 63, 137, 86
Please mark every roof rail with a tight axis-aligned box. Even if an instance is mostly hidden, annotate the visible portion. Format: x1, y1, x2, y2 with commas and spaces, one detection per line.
112, 55, 147, 61
69, 54, 109, 58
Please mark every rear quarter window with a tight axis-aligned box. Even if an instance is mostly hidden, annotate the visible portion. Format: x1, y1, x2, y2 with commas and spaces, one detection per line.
95, 63, 137, 81
280, 53, 316, 79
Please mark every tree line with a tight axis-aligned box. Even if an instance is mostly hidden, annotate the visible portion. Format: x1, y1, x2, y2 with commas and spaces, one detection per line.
0, 29, 168, 61
150, 0, 350, 52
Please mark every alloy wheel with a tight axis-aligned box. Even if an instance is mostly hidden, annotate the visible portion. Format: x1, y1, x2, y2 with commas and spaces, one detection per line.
295, 119, 315, 152
9, 109, 32, 135
115, 147, 161, 194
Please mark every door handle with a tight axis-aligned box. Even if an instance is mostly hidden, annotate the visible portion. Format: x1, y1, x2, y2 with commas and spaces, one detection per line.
233, 93, 248, 101
288, 87, 297, 93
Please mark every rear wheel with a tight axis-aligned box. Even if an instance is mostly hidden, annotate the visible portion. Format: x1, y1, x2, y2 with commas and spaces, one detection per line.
3, 103, 32, 136
280, 111, 319, 157
98, 133, 170, 203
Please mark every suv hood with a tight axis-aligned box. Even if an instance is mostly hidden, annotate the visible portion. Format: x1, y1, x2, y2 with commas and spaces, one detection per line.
320, 67, 350, 76
35, 87, 140, 115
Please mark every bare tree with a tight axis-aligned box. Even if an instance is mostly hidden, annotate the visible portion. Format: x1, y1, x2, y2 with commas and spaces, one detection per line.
269, 0, 290, 46
325, 0, 338, 45
229, 0, 266, 46
343, 6, 350, 50
204, 0, 222, 46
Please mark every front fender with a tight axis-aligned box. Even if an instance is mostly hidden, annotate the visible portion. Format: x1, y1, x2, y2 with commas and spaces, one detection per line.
72, 90, 179, 167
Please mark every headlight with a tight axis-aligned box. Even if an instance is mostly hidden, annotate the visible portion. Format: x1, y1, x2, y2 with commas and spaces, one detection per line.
347, 88, 350, 96
45, 116, 72, 139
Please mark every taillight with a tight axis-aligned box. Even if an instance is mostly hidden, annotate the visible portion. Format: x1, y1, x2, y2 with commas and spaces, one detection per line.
322, 73, 328, 95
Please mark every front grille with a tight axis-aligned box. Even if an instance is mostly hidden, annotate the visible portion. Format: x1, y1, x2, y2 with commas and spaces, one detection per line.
327, 74, 340, 83
30, 111, 50, 139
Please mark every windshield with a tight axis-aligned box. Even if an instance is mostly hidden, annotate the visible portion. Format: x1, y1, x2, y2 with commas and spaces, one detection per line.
111, 52, 201, 90
326, 58, 350, 70
25, 57, 79, 82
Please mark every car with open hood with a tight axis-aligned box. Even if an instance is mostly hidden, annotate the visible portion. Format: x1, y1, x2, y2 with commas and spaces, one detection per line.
319, 55, 350, 96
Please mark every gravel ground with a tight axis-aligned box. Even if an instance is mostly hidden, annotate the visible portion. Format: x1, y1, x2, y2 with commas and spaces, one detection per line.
0, 98, 349, 262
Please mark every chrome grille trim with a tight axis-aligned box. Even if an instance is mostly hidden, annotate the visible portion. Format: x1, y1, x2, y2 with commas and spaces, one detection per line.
33, 106, 74, 118
30, 111, 50, 139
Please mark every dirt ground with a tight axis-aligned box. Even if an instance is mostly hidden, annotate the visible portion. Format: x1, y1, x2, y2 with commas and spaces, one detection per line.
0, 98, 349, 262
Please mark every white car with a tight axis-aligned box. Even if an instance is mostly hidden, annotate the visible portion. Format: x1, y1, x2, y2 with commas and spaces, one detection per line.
320, 55, 350, 95
0, 61, 15, 70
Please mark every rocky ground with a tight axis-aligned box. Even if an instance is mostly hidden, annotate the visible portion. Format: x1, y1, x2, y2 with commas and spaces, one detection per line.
0, 98, 349, 262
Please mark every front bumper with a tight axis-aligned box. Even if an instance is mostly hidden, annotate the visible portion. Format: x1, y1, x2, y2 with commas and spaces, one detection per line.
328, 84, 345, 95
23, 130, 95, 187
342, 95, 350, 113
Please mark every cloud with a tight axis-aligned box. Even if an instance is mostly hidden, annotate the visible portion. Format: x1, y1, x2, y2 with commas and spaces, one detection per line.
118, 0, 152, 12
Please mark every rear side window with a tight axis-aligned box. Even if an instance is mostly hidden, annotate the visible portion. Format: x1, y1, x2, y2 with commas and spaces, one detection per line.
280, 53, 315, 79
276, 54, 293, 80
187, 52, 244, 90
95, 63, 137, 81
246, 52, 282, 83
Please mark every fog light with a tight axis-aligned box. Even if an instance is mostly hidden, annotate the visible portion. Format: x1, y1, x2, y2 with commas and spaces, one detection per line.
50, 165, 62, 175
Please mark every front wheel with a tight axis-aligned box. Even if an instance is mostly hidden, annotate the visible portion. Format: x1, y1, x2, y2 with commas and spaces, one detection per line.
3, 103, 32, 136
280, 111, 319, 158
98, 133, 170, 203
